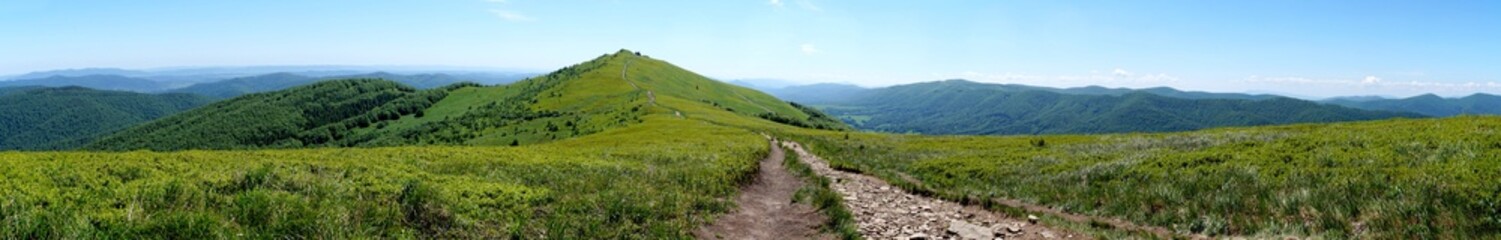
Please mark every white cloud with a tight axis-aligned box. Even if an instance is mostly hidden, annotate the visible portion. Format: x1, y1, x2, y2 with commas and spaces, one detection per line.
1112, 68, 1133, 78
800, 43, 818, 55
769, 0, 783, 7
1244, 75, 1501, 96
489, 9, 534, 22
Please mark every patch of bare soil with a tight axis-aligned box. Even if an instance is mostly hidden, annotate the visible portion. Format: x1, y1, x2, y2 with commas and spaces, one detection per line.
695, 140, 832, 240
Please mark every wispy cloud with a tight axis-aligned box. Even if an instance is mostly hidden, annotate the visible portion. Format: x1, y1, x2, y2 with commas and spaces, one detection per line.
1244, 75, 1501, 96
800, 43, 818, 55
769, 0, 783, 7
489, 9, 534, 21
942, 69, 1179, 88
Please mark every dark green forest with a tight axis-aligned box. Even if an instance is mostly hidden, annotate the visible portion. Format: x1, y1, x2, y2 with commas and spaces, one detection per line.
0, 87, 213, 150
86, 79, 456, 151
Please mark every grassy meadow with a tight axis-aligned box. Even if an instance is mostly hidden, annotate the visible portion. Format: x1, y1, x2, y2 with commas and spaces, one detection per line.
777, 116, 1501, 239
0, 116, 765, 239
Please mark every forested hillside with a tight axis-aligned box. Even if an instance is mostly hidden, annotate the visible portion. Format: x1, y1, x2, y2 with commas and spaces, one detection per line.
2, 50, 850, 238
0, 87, 213, 150
1325, 93, 1501, 116
815, 80, 1421, 135
87, 79, 458, 151
88, 50, 846, 151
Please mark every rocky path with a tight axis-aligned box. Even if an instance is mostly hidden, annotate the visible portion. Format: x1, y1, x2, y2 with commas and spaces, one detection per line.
782, 141, 1086, 240
695, 139, 830, 240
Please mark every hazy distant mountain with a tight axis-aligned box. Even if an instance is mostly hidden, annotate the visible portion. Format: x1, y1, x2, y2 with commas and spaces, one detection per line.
768, 80, 1281, 104
1324, 93, 1501, 117
171, 72, 531, 99
0, 75, 171, 92
728, 78, 802, 90
761, 83, 871, 104
5, 68, 151, 80
813, 79, 1421, 135
6, 66, 538, 91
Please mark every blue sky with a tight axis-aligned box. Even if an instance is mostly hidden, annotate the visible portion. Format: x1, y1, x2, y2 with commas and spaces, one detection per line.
1, 0, 1498, 97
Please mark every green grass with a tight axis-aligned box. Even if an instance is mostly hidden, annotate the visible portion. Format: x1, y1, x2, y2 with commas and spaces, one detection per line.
0, 116, 766, 239
777, 116, 1501, 239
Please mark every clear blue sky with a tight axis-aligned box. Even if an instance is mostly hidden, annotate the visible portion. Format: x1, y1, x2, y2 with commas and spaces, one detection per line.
2, 0, 1498, 97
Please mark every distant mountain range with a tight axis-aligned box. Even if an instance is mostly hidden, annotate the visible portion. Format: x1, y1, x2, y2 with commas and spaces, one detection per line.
751, 80, 1500, 118
0, 68, 537, 99
756, 79, 1429, 135
1322, 93, 1501, 117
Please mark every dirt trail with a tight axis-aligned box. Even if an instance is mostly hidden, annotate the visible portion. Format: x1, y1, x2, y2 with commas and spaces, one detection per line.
696, 139, 830, 240
782, 141, 1087, 240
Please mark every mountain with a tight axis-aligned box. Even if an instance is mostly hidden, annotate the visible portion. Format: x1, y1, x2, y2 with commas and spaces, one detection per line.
5, 68, 150, 80
170, 72, 531, 99
815, 79, 1422, 135
768, 80, 1279, 104
168, 72, 318, 98
1323, 93, 1501, 116
762, 83, 872, 104
0, 74, 172, 92
88, 50, 846, 151
0, 86, 214, 150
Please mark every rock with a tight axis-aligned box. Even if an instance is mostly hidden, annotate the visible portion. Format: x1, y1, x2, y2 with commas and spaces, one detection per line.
1039, 231, 1057, 239
907, 233, 930, 240
947, 220, 991, 240
1027, 215, 1039, 224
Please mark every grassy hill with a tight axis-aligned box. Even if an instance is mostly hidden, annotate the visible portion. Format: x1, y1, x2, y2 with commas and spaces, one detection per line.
5, 50, 848, 238
0, 87, 213, 150
817, 79, 1421, 135
1325, 93, 1501, 117
777, 116, 1501, 238
88, 50, 844, 151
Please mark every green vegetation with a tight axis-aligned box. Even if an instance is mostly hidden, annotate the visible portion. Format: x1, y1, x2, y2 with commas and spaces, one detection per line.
0, 116, 766, 238
816, 79, 1421, 135
777, 116, 1501, 238
4, 50, 851, 238
89, 50, 844, 151
86, 79, 459, 151
0, 86, 213, 150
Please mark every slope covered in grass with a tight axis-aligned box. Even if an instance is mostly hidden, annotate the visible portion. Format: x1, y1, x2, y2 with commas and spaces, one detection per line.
2, 50, 850, 238
0, 87, 213, 150
89, 50, 845, 151
1, 116, 767, 238
777, 116, 1501, 238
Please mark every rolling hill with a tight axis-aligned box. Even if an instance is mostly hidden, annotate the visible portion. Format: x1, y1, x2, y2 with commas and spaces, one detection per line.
1324, 93, 1501, 116
0, 86, 214, 150
88, 50, 846, 151
813, 79, 1421, 135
